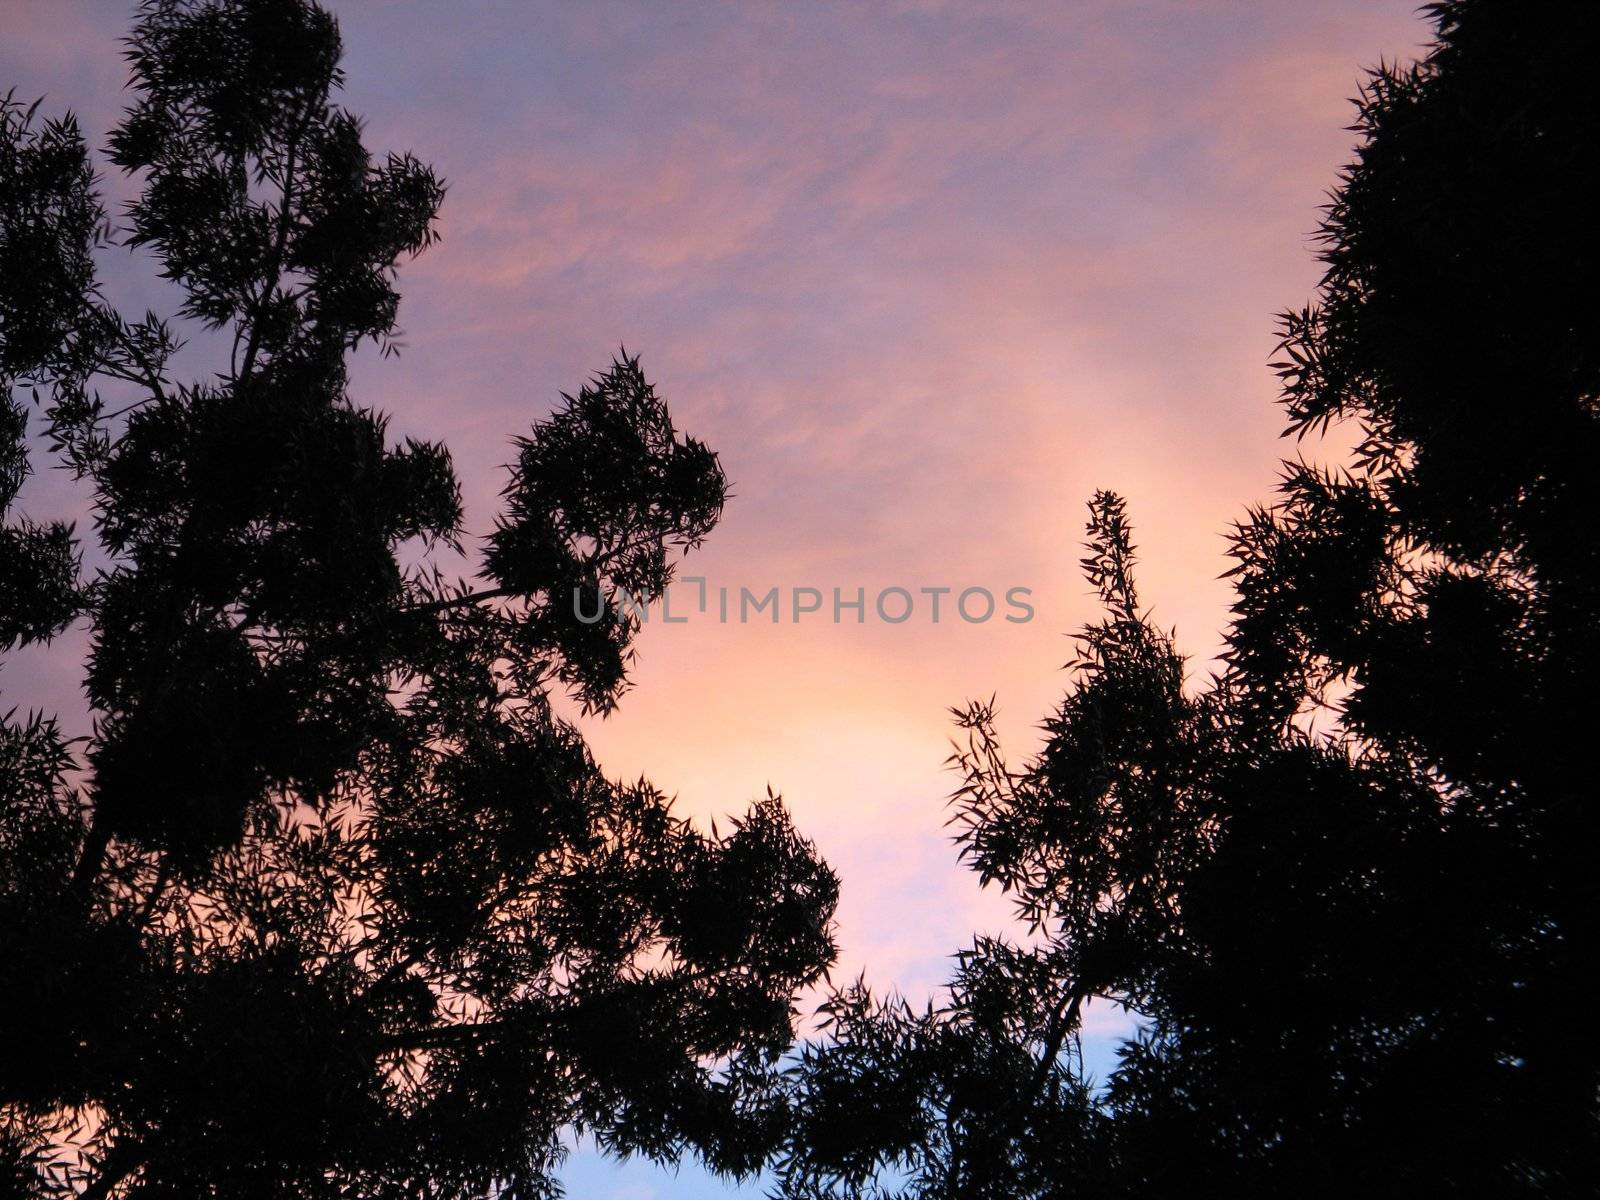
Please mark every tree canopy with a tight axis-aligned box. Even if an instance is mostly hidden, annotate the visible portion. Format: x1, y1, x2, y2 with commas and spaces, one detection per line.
0, 2, 837, 1196
775, 2, 1600, 1196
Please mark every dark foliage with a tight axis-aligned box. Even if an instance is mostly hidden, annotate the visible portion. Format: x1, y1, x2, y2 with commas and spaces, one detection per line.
775, 2, 1600, 1196
0, 3, 836, 1196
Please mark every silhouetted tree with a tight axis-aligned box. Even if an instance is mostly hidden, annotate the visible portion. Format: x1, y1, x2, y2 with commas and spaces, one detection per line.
776, 2, 1600, 1196
0, 2, 837, 1196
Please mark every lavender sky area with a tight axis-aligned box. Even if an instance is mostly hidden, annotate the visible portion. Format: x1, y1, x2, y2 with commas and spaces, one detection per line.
3, 2, 1432, 1195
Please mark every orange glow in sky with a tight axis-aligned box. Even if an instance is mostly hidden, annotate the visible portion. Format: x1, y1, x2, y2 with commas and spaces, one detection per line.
2, 3, 1433, 1193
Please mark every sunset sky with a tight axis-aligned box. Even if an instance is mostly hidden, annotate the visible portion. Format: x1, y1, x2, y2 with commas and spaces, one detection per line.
3, 2, 1432, 1194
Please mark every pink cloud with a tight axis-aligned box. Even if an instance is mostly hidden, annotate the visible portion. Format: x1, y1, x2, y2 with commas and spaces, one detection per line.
5, 0, 1432, 1076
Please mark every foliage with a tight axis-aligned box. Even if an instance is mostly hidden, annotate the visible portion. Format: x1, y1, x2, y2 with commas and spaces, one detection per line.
775, 2, 1600, 1196
0, 3, 837, 1196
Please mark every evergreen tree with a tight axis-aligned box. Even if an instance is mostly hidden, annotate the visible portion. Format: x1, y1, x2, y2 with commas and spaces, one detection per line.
777, 2, 1599, 1195
0, 2, 837, 1195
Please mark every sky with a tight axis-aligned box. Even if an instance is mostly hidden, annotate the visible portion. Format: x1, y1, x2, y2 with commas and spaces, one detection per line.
2, 2, 1432, 1195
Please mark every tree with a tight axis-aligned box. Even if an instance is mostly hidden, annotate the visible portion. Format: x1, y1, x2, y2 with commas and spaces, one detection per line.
0, 2, 837, 1196
776, 2, 1600, 1196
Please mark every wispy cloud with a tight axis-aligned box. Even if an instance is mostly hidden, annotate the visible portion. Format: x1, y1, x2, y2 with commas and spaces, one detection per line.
4, 4, 1432, 1193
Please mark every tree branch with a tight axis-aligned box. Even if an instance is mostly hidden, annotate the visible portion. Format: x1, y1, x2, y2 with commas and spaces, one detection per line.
79, 1136, 141, 1200
237, 106, 309, 381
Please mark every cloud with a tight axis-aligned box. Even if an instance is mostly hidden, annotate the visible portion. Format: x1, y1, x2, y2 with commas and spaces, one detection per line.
5, 11, 1434, 1194
324, 0, 1433, 1017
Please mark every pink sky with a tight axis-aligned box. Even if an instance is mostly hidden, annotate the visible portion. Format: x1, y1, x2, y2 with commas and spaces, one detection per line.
3, 2, 1431, 1194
